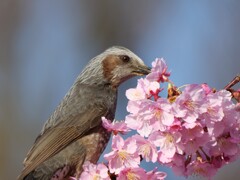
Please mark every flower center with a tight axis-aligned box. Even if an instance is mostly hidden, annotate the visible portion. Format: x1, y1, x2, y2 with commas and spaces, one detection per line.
93, 174, 101, 180
118, 150, 129, 161
139, 144, 151, 157
166, 133, 174, 143
194, 167, 206, 177
217, 137, 226, 147
127, 172, 140, 180
183, 99, 195, 110
207, 107, 216, 116
155, 108, 163, 119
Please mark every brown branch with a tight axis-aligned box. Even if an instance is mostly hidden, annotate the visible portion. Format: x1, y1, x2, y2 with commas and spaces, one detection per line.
224, 75, 240, 102
224, 75, 240, 90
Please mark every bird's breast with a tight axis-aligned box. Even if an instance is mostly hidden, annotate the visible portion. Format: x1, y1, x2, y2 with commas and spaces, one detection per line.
78, 126, 111, 163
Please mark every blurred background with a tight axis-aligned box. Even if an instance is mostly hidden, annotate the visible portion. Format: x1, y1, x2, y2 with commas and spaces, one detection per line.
0, 0, 239, 179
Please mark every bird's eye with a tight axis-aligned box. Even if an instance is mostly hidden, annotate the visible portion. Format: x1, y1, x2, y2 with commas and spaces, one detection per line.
120, 55, 130, 63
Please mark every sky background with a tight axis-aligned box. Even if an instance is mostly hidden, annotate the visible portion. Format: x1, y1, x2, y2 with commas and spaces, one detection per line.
0, 0, 240, 179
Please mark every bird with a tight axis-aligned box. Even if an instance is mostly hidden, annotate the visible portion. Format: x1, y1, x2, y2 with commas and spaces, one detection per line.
18, 46, 151, 180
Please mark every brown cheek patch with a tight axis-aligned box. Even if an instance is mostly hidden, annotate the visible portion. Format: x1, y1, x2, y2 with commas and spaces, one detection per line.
102, 55, 122, 81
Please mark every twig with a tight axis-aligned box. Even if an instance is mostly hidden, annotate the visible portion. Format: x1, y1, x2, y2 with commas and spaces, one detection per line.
224, 75, 240, 90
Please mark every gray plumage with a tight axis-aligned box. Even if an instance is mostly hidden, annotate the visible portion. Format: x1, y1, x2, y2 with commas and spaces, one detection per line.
18, 46, 150, 180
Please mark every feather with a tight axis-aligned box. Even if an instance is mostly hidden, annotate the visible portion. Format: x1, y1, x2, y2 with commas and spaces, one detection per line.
18, 83, 115, 179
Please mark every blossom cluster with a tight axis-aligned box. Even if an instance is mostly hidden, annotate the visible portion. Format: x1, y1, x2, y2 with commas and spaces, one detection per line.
79, 58, 239, 179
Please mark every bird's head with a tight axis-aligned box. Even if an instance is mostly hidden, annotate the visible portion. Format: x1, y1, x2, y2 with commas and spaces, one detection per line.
78, 46, 151, 88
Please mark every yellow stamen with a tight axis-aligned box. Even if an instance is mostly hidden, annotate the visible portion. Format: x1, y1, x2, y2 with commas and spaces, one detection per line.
127, 172, 140, 180
118, 150, 128, 161
207, 107, 216, 116
139, 144, 150, 157
155, 109, 162, 119
183, 100, 195, 110
166, 133, 174, 143
93, 174, 100, 180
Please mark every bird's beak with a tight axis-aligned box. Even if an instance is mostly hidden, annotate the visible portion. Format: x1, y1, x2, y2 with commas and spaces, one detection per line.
132, 65, 151, 76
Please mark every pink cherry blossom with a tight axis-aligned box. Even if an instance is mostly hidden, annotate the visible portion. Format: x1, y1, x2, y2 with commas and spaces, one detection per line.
137, 78, 160, 97
149, 131, 183, 159
118, 167, 147, 180
146, 58, 170, 83
230, 125, 240, 143
102, 117, 130, 135
126, 87, 146, 101
125, 99, 156, 137
125, 113, 153, 137
79, 161, 110, 180
126, 78, 160, 101
126, 100, 142, 114
209, 136, 239, 157
142, 98, 174, 132
173, 84, 208, 123
179, 123, 210, 154
104, 135, 140, 174
169, 154, 186, 176
202, 92, 224, 123
219, 90, 239, 126
235, 103, 240, 111
186, 160, 217, 178
78, 58, 240, 180
207, 121, 225, 138
201, 83, 212, 95
131, 135, 158, 162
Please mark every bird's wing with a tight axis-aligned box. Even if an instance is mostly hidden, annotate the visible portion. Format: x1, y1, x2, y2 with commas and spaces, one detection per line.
19, 83, 111, 179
